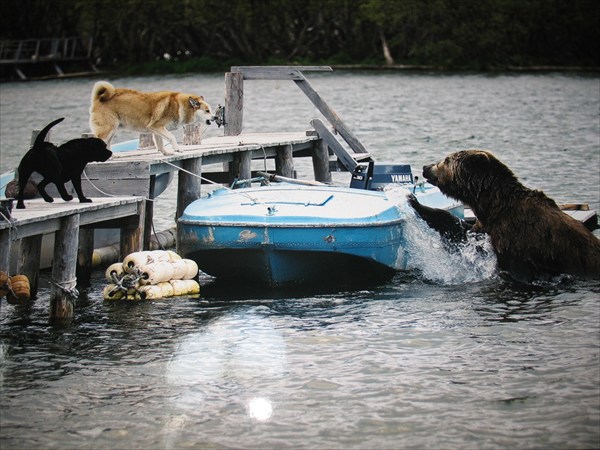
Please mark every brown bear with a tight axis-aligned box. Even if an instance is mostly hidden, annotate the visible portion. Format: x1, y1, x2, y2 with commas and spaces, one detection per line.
420, 149, 600, 282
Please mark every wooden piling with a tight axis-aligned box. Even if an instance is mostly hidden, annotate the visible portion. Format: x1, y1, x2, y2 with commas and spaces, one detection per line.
139, 132, 154, 148
275, 144, 295, 178
76, 228, 94, 288
183, 124, 204, 145
50, 214, 79, 321
312, 139, 332, 183
0, 228, 9, 274
229, 152, 252, 188
177, 157, 203, 218
120, 200, 145, 259
143, 175, 156, 250
18, 235, 42, 298
224, 72, 243, 136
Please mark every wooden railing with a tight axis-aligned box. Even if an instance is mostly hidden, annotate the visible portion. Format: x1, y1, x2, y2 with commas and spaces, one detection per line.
0, 37, 93, 64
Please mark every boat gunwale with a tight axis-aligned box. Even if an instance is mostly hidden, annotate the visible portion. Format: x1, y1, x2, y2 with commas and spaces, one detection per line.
177, 216, 406, 228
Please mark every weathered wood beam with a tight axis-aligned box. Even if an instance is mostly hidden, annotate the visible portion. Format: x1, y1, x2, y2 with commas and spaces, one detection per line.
311, 140, 332, 183
177, 157, 203, 218
310, 119, 359, 172
295, 76, 369, 155
17, 235, 42, 298
50, 214, 79, 322
275, 145, 294, 178
231, 66, 332, 80
224, 72, 243, 136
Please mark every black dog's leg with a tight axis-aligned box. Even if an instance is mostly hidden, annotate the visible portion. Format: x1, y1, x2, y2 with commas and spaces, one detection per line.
407, 193, 473, 243
16, 168, 33, 209
54, 182, 73, 202
36, 179, 55, 203
17, 172, 31, 209
71, 174, 92, 203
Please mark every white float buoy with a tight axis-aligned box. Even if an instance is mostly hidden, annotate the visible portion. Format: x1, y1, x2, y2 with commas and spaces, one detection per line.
105, 262, 125, 281
139, 262, 175, 285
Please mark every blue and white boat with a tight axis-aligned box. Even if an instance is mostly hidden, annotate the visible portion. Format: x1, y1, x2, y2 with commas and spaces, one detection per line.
177, 176, 463, 287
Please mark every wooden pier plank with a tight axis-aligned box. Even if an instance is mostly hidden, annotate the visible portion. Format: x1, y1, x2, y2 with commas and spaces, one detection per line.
0, 197, 144, 237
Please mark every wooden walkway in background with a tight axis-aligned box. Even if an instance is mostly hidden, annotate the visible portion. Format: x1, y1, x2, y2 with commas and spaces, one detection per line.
0, 37, 97, 80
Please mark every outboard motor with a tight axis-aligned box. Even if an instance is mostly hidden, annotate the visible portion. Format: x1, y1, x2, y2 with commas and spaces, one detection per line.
350, 161, 414, 190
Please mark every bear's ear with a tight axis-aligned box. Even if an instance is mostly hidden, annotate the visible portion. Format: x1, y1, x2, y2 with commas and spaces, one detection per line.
467, 151, 492, 171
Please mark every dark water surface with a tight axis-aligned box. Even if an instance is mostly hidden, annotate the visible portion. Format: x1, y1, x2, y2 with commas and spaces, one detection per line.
1, 71, 599, 449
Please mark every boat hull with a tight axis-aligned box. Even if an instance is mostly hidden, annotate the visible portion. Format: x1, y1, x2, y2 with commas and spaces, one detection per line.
183, 248, 397, 287
178, 220, 405, 286
178, 183, 460, 287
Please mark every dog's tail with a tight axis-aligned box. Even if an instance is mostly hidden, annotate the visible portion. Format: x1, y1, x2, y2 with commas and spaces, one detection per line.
91, 81, 116, 103
33, 117, 64, 150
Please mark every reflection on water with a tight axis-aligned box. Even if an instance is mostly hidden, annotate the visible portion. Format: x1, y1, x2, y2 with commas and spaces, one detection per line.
248, 397, 273, 421
1, 72, 599, 449
165, 308, 287, 411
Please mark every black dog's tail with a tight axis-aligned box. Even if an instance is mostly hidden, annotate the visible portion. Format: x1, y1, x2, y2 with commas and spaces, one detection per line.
33, 117, 65, 149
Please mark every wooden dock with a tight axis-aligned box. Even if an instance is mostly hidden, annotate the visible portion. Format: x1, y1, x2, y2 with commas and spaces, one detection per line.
0, 129, 332, 320
0, 197, 145, 321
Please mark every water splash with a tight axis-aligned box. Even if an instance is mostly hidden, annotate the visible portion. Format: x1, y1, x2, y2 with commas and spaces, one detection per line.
385, 186, 498, 285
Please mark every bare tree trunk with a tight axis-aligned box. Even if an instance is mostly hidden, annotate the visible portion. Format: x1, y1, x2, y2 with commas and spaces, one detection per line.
380, 30, 394, 65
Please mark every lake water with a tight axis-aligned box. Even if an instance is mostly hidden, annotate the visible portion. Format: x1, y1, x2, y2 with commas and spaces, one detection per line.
1, 71, 599, 449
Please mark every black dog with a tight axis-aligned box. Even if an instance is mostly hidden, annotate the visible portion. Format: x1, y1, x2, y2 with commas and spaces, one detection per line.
16, 118, 112, 209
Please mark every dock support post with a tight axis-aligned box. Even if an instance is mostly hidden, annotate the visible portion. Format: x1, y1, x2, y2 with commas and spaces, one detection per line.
18, 235, 43, 298
311, 140, 332, 183
143, 175, 156, 250
229, 152, 252, 188
0, 228, 10, 274
76, 228, 94, 288
120, 201, 145, 259
177, 157, 203, 219
183, 124, 204, 145
224, 72, 243, 136
139, 132, 154, 149
50, 214, 79, 321
275, 144, 295, 178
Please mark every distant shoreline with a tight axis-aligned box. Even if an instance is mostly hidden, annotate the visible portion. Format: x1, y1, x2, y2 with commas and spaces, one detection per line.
2, 62, 599, 82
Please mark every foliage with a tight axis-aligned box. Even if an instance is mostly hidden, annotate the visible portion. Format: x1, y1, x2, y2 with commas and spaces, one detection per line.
1, 0, 598, 72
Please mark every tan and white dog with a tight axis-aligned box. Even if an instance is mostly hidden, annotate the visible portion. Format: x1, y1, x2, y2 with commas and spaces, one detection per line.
89, 81, 215, 155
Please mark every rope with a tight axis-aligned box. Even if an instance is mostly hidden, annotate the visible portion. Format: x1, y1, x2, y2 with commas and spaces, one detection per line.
51, 277, 79, 299
108, 269, 144, 298
151, 220, 165, 250
82, 170, 155, 202
159, 159, 258, 202
0, 209, 18, 241
0, 209, 15, 225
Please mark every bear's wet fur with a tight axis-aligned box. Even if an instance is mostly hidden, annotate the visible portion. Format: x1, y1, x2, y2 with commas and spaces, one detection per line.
420, 149, 600, 282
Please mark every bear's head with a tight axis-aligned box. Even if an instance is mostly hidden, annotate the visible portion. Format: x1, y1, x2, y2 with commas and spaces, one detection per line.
422, 149, 518, 209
